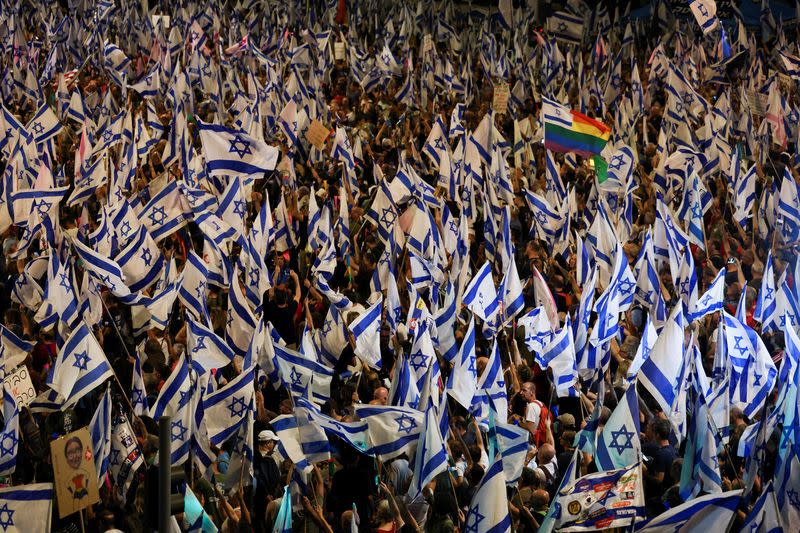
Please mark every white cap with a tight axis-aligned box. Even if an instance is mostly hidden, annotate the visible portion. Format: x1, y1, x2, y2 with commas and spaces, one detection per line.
258, 430, 279, 442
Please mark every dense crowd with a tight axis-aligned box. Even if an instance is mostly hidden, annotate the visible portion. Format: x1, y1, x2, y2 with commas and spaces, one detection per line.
0, 0, 798, 532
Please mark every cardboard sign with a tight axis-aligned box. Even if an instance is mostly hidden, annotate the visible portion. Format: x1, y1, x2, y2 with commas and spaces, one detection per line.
306, 120, 331, 150
51, 428, 100, 518
3, 365, 35, 408
493, 82, 510, 114
334, 41, 346, 61
423, 34, 434, 55
747, 90, 768, 116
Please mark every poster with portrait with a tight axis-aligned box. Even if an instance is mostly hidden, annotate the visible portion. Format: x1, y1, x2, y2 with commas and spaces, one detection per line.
50, 427, 100, 518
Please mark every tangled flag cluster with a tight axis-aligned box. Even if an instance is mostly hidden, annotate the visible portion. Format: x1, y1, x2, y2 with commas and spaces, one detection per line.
1, 0, 800, 531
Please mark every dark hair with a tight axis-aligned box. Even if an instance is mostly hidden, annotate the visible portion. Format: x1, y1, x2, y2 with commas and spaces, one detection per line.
653, 419, 672, 440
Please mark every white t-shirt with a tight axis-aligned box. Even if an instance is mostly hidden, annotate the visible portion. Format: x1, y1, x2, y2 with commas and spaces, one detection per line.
525, 400, 543, 427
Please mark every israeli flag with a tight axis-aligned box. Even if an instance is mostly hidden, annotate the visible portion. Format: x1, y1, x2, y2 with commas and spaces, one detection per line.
754, 252, 778, 333
463, 261, 499, 324
89, 388, 112, 482
348, 297, 383, 369
0, 483, 54, 532
0, 388, 19, 475
47, 323, 114, 407
596, 382, 641, 471
640, 305, 685, 416
197, 121, 279, 179
354, 405, 424, 460
464, 452, 511, 533
151, 355, 194, 465
636, 490, 742, 532
187, 314, 234, 374
203, 367, 254, 446
446, 317, 477, 410
408, 405, 448, 498
690, 267, 725, 321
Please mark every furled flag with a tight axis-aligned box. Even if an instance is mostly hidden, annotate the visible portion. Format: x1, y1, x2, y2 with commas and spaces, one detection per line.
446, 318, 477, 410
47, 323, 114, 407
273, 485, 292, 533
0, 483, 54, 532
754, 251, 778, 333
595, 383, 641, 471
89, 388, 112, 482
0, 388, 19, 475
108, 414, 144, 503
408, 405, 448, 498
542, 96, 610, 157
348, 297, 383, 369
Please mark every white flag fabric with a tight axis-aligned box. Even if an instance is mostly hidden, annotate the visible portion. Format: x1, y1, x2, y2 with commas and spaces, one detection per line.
0, 483, 54, 532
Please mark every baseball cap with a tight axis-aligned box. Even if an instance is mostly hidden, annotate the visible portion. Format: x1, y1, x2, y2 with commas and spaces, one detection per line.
557, 413, 576, 429
258, 430, 279, 442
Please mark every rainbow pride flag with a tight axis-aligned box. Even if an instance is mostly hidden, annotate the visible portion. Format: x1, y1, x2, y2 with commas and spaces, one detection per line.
542, 97, 611, 157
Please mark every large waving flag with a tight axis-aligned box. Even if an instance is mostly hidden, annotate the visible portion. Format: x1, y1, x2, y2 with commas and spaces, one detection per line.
354, 405, 424, 460
203, 367, 254, 446
151, 355, 194, 465
636, 490, 741, 532
198, 121, 279, 179
47, 323, 114, 407
186, 315, 234, 374
542, 96, 610, 157
0, 483, 54, 532
739, 481, 783, 532
463, 261, 500, 324
446, 317, 477, 410
690, 268, 725, 321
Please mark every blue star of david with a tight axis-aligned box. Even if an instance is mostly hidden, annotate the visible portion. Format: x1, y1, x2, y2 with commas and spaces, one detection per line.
700, 293, 713, 307
631, 81, 641, 94
248, 267, 259, 287
140, 248, 153, 267
148, 206, 167, 226
132, 386, 144, 405
763, 286, 774, 302
597, 488, 616, 506
608, 424, 635, 455
227, 309, 234, 329
31, 200, 53, 216
178, 389, 191, 408
610, 74, 621, 90
464, 505, 485, 533
192, 335, 208, 353
227, 396, 248, 418
535, 211, 549, 225
233, 199, 247, 217
171, 420, 188, 442
467, 356, 476, 375
732, 336, 749, 357
781, 313, 797, 327
0, 502, 15, 530
0, 431, 17, 457
679, 278, 692, 296
100, 274, 116, 292
228, 134, 252, 158
674, 99, 684, 114
691, 201, 703, 220
58, 272, 72, 291
395, 413, 417, 434
73, 350, 89, 371
195, 281, 206, 299
556, 22, 567, 33
753, 372, 762, 386
190, 31, 199, 42
322, 319, 333, 336
609, 156, 625, 170
380, 207, 396, 227
211, 220, 220, 231
617, 278, 635, 295
683, 93, 694, 106
289, 367, 304, 388
31, 121, 44, 135
433, 138, 446, 151
409, 352, 429, 373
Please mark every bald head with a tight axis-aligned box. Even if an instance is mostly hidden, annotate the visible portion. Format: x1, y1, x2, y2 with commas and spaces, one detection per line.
370, 387, 389, 405
531, 489, 550, 511
537, 443, 555, 464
